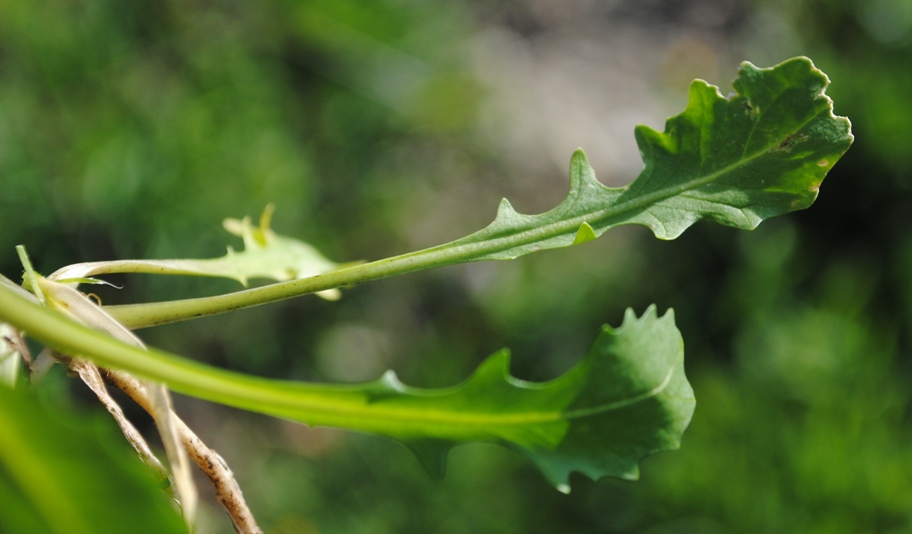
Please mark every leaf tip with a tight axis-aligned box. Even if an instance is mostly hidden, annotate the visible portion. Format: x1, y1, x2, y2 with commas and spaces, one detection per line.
222, 217, 243, 237
379, 369, 406, 392
316, 289, 342, 301
472, 348, 515, 386
623, 304, 655, 325
496, 197, 518, 218
259, 203, 276, 233
568, 147, 602, 190
571, 222, 597, 246
627, 303, 674, 321
570, 147, 588, 161
405, 439, 453, 480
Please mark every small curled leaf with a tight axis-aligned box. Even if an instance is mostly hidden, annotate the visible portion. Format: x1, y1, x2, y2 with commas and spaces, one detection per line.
49, 205, 348, 300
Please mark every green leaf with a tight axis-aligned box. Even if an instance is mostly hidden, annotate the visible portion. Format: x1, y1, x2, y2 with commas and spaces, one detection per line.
0, 284, 692, 491
0, 386, 186, 534
450, 56, 852, 260
101, 57, 852, 330
50, 205, 347, 299
388, 305, 694, 491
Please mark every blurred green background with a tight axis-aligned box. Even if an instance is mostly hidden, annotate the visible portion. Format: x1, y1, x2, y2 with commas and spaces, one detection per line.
2, 0, 911, 532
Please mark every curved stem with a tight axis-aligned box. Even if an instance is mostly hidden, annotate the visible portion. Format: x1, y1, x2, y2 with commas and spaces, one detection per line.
0, 282, 334, 412
104, 237, 489, 329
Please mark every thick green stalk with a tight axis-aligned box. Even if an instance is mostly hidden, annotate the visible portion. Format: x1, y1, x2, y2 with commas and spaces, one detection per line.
0, 282, 358, 419
0, 281, 588, 436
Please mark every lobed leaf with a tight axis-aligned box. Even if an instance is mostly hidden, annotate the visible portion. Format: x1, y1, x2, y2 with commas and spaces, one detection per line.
451, 56, 853, 260
0, 283, 692, 492
385, 305, 695, 491
101, 57, 853, 331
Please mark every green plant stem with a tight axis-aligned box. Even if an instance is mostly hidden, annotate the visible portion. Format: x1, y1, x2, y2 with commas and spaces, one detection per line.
0, 280, 395, 429
105, 225, 541, 329
1, 281, 579, 438
87, 58, 856, 330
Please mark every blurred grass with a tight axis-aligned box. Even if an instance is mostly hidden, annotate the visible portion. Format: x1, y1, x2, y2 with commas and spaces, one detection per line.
2, 0, 911, 533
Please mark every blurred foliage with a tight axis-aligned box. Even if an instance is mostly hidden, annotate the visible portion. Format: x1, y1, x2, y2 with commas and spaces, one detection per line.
0, 384, 186, 533
1, 0, 911, 533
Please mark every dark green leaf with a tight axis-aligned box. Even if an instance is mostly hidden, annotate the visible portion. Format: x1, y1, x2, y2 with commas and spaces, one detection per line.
96, 58, 853, 331
379, 305, 694, 491
452, 56, 853, 260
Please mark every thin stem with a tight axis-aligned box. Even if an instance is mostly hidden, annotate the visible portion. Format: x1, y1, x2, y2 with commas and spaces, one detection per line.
68, 358, 172, 485
104, 238, 486, 329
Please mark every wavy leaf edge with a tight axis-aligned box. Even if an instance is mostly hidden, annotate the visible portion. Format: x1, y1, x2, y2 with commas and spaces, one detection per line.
454, 56, 852, 261
375, 305, 696, 492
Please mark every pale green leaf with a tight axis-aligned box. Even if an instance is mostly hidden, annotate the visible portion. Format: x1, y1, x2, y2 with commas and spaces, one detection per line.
0, 386, 186, 534
50, 205, 346, 300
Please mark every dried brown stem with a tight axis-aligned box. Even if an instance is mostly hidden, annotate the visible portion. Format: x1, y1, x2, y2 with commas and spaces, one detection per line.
100, 367, 263, 534
1, 322, 31, 366
70, 358, 172, 486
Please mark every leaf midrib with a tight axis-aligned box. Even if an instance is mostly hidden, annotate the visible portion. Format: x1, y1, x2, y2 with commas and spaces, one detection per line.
258, 358, 681, 430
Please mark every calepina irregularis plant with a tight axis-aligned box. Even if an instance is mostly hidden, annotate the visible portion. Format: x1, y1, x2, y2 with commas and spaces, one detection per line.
0, 57, 852, 532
